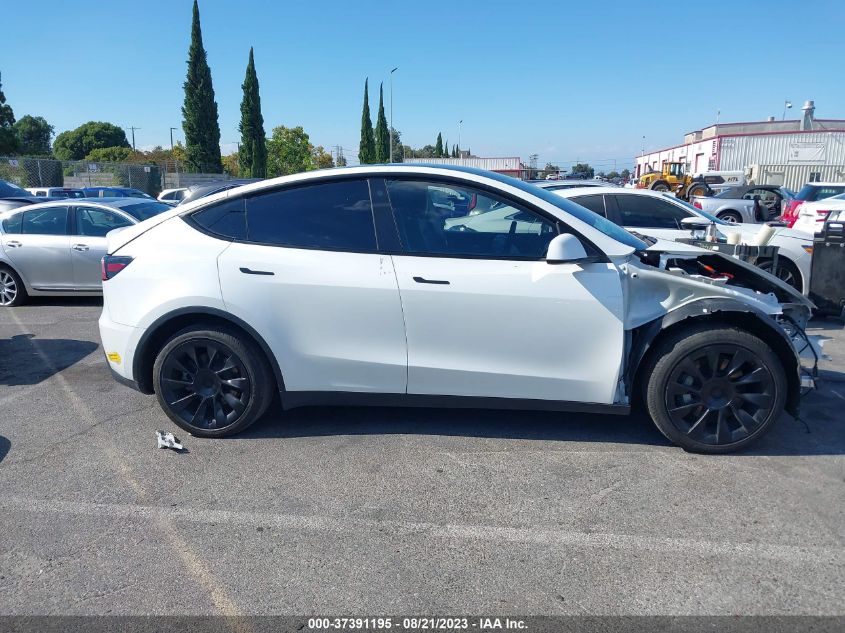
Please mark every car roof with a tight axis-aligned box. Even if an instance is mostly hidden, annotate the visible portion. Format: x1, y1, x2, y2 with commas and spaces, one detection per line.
0, 197, 157, 215
535, 179, 609, 187
802, 182, 845, 187
551, 186, 653, 197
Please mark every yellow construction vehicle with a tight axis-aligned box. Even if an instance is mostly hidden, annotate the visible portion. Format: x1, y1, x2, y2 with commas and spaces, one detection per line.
637, 161, 712, 200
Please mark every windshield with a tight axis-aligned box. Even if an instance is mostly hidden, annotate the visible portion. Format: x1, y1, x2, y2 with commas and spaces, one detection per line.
514, 180, 648, 250
0, 180, 29, 197
119, 201, 172, 221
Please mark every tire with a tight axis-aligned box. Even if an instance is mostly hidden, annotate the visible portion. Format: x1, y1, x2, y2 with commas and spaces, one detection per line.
757, 258, 802, 293
0, 265, 28, 307
687, 183, 709, 199
641, 325, 787, 454
717, 210, 743, 223
650, 180, 670, 192
153, 325, 275, 438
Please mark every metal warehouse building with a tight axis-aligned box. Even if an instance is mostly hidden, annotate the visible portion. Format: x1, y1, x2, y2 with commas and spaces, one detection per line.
403, 157, 526, 179
635, 101, 845, 190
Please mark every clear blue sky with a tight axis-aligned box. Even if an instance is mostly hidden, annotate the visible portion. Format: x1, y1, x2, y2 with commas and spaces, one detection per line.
2, 0, 843, 171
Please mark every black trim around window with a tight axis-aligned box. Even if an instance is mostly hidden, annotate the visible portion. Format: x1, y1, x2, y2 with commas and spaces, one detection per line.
182, 171, 610, 262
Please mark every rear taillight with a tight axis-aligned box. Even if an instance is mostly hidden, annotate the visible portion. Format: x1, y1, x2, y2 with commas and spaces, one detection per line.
693, 200, 702, 209
101, 255, 133, 280
782, 200, 803, 226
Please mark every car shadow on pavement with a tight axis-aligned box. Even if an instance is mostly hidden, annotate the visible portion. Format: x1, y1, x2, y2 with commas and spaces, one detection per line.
0, 334, 99, 386
231, 373, 845, 456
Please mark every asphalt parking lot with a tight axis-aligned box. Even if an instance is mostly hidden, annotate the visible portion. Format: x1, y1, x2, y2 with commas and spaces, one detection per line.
0, 299, 843, 616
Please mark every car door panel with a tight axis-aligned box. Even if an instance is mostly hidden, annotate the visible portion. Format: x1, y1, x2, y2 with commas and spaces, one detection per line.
2, 206, 73, 289
391, 256, 625, 403
71, 206, 133, 289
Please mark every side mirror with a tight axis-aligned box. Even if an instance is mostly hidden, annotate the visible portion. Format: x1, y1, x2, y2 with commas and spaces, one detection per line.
680, 216, 713, 230
546, 233, 588, 263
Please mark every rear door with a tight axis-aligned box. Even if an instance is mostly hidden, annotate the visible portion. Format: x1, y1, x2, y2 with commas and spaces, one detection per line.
1, 205, 74, 289
71, 205, 134, 289
214, 178, 408, 394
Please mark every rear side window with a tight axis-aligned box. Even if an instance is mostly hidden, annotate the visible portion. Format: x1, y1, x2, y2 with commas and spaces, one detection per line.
611, 195, 690, 229
571, 194, 607, 217
245, 180, 377, 251
22, 206, 69, 235
2, 212, 23, 234
797, 185, 845, 201
191, 198, 247, 240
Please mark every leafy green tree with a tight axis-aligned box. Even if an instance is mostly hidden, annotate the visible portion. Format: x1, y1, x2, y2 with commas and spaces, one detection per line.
358, 79, 376, 164
0, 72, 19, 155
267, 125, 314, 176
435, 133, 443, 158
238, 47, 267, 178
14, 115, 53, 156
374, 83, 390, 163
621, 168, 631, 181
222, 152, 239, 176
85, 146, 132, 162
53, 122, 129, 160
570, 162, 594, 178
452, 144, 458, 158
182, 0, 222, 173
312, 145, 334, 169
390, 128, 403, 162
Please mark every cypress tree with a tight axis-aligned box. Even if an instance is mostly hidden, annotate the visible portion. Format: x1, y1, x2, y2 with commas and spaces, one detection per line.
182, 0, 222, 173
238, 47, 267, 178
374, 83, 390, 163
435, 133, 443, 158
358, 79, 376, 164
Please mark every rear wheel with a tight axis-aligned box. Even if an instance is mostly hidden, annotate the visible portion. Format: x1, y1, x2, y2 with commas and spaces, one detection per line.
687, 183, 709, 199
153, 326, 274, 437
717, 210, 743, 223
758, 258, 802, 293
642, 325, 786, 453
0, 266, 27, 307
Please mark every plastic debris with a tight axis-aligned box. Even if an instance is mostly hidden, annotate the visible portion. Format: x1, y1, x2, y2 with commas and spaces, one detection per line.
156, 430, 185, 452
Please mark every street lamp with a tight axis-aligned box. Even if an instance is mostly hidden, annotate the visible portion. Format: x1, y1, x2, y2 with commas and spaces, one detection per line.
389, 67, 398, 163
458, 120, 463, 158
782, 99, 792, 121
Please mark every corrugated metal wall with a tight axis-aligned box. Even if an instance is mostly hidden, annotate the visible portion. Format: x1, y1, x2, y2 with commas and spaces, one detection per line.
404, 157, 522, 171
747, 164, 845, 190
720, 132, 845, 169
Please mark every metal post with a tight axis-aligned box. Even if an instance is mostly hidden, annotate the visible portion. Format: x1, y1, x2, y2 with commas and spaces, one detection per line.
389, 67, 398, 163
458, 120, 463, 158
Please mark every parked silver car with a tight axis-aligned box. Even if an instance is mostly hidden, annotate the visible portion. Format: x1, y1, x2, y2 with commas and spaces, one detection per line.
0, 197, 171, 306
691, 185, 793, 224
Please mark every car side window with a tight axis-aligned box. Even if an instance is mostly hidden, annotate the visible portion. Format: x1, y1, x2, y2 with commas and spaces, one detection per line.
2, 212, 23, 234
245, 179, 377, 251
191, 198, 247, 240
612, 195, 690, 229
75, 207, 133, 237
21, 206, 69, 235
571, 194, 607, 217
386, 179, 558, 259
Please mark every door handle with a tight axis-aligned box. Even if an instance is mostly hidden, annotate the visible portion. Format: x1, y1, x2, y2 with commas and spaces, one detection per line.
6, 240, 21, 248
239, 267, 274, 276
72, 244, 89, 252
413, 276, 450, 285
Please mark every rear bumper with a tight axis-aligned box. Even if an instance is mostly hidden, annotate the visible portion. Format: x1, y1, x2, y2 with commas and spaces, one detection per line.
98, 310, 139, 384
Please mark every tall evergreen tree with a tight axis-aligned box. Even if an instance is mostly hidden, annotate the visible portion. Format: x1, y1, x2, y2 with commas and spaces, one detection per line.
238, 47, 267, 178
358, 79, 376, 164
0, 72, 19, 155
374, 83, 390, 163
435, 133, 443, 158
182, 0, 222, 173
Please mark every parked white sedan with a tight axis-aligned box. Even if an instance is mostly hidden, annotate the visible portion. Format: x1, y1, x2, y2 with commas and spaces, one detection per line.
98, 165, 815, 453
550, 187, 814, 294
792, 193, 845, 235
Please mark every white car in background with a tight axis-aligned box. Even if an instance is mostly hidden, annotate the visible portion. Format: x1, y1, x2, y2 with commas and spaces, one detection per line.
550, 187, 814, 294
98, 165, 816, 453
157, 187, 188, 206
791, 193, 845, 235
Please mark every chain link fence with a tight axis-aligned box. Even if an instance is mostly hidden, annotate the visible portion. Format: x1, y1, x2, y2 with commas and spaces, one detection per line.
0, 156, 233, 196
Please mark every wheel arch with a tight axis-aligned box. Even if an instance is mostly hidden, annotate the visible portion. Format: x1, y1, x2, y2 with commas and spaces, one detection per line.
716, 208, 743, 220
0, 258, 34, 293
627, 299, 801, 417
132, 307, 285, 397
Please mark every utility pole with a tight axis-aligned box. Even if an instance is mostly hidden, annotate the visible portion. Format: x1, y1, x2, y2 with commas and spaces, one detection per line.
128, 126, 141, 151
169, 127, 177, 151
389, 67, 398, 163
458, 120, 463, 157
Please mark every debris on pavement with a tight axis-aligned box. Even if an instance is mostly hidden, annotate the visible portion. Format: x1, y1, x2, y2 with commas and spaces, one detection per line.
156, 430, 185, 452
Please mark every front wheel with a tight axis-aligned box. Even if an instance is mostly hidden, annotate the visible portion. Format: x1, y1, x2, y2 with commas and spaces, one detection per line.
650, 180, 670, 192
153, 325, 275, 438
642, 325, 787, 453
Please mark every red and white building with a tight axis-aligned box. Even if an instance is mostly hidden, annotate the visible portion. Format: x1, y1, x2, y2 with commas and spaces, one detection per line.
635, 101, 845, 190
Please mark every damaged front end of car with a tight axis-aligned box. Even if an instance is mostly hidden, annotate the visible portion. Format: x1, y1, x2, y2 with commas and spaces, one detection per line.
618, 240, 822, 418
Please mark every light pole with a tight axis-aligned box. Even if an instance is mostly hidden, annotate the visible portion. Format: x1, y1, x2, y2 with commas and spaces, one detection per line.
782, 99, 792, 121
169, 127, 178, 151
389, 67, 398, 163
458, 120, 463, 157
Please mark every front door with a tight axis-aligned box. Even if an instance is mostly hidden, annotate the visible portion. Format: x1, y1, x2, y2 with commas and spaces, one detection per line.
215, 179, 407, 394
71, 205, 134, 289
1, 205, 74, 290
385, 178, 625, 405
